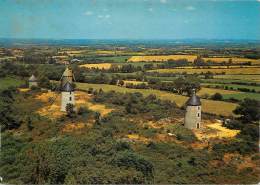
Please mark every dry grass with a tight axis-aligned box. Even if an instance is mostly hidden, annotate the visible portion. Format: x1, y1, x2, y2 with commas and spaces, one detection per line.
148, 67, 260, 75
34, 91, 113, 119
127, 134, 150, 143
123, 80, 148, 85
80, 63, 113, 69
18, 88, 31, 92
62, 122, 88, 132
194, 120, 240, 140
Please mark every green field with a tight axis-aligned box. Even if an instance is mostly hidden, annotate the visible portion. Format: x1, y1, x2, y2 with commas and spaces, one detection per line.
0, 77, 25, 90
96, 56, 130, 63
76, 82, 238, 116
147, 68, 260, 75
202, 83, 260, 92
198, 87, 260, 101
214, 74, 260, 83
222, 93, 260, 101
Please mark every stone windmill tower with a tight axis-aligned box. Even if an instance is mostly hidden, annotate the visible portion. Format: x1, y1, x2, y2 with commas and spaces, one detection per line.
184, 89, 201, 129
60, 66, 75, 112
28, 74, 38, 88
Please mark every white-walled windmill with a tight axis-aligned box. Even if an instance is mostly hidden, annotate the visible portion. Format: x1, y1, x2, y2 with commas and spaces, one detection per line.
60, 66, 75, 112
184, 89, 202, 129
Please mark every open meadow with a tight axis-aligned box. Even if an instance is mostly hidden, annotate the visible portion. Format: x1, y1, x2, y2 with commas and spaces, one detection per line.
0, 76, 24, 90
148, 67, 260, 75
76, 82, 238, 116
128, 55, 260, 64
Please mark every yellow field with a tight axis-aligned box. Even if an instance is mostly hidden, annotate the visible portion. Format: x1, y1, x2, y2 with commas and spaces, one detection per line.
204, 57, 260, 65
214, 74, 260, 82
148, 67, 260, 75
123, 80, 148, 85
76, 82, 238, 116
175, 65, 258, 69
128, 55, 197, 62
34, 91, 113, 119
80, 63, 113, 69
197, 87, 241, 96
128, 55, 260, 65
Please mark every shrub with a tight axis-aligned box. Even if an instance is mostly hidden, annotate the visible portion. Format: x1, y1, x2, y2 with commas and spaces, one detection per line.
77, 106, 90, 115
211, 93, 223, 100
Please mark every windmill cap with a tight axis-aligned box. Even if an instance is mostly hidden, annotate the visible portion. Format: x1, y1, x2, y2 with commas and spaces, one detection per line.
186, 91, 201, 106
29, 75, 37, 82
62, 82, 74, 92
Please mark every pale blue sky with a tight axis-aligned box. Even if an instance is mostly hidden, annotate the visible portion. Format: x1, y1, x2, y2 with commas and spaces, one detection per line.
0, 0, 259, 40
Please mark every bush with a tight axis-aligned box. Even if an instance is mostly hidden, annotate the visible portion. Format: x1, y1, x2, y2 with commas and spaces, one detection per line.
211, 93, 223, 100
77, 106, 90, 115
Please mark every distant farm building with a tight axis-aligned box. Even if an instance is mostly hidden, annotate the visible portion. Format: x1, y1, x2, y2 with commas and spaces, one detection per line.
28, 74, 38, 88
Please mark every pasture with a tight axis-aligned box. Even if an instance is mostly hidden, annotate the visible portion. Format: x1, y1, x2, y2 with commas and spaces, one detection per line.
80, 63, 114, 69
214, 74, 260, 82
202, 83, 260, 92
0, 77, 25, 90
148, 67, 260, 75
198, 87, 260, 101
96, 56, 130, 62
128, 55, 260, 64
76, 82, 238, 116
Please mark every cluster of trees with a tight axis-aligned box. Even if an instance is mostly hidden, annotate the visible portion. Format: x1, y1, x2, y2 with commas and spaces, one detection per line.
213, 98, 260, 156
146, 76, 200, 95
157, 59, 189, 68
0, 87, 21, 131
92, 90, 178, 120
1, 132, 154, 184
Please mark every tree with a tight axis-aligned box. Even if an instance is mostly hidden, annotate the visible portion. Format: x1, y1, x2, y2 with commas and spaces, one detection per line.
240, 124, 259, 141
174, 76, 200, 95
26, 116, 34, 131
94, 112, 101, 124
233, 98, 260, 123
211, 93, 223, 100
38, 76, 51, 89
194, 56, 206, 66
118, 80, 124, 86
204, 71, 214, 79
77, 106, 90, 116
66, 103, 76, 118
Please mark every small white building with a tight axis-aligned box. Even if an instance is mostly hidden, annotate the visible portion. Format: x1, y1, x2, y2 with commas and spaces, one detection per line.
28, 74, 38, 88
184, 89, 201, 129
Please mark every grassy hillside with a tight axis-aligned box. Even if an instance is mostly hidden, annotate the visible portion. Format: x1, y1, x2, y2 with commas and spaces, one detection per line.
76, 82, 238, 116
0, 76, 25, 90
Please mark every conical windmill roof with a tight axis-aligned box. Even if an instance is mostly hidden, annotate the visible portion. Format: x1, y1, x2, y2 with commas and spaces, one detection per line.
186, 89, 201, 106
62, 81, 74, 92
29, 74, 37, 82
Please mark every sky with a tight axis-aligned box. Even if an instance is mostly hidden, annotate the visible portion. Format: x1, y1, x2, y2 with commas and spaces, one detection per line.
0, 0, 259, 40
